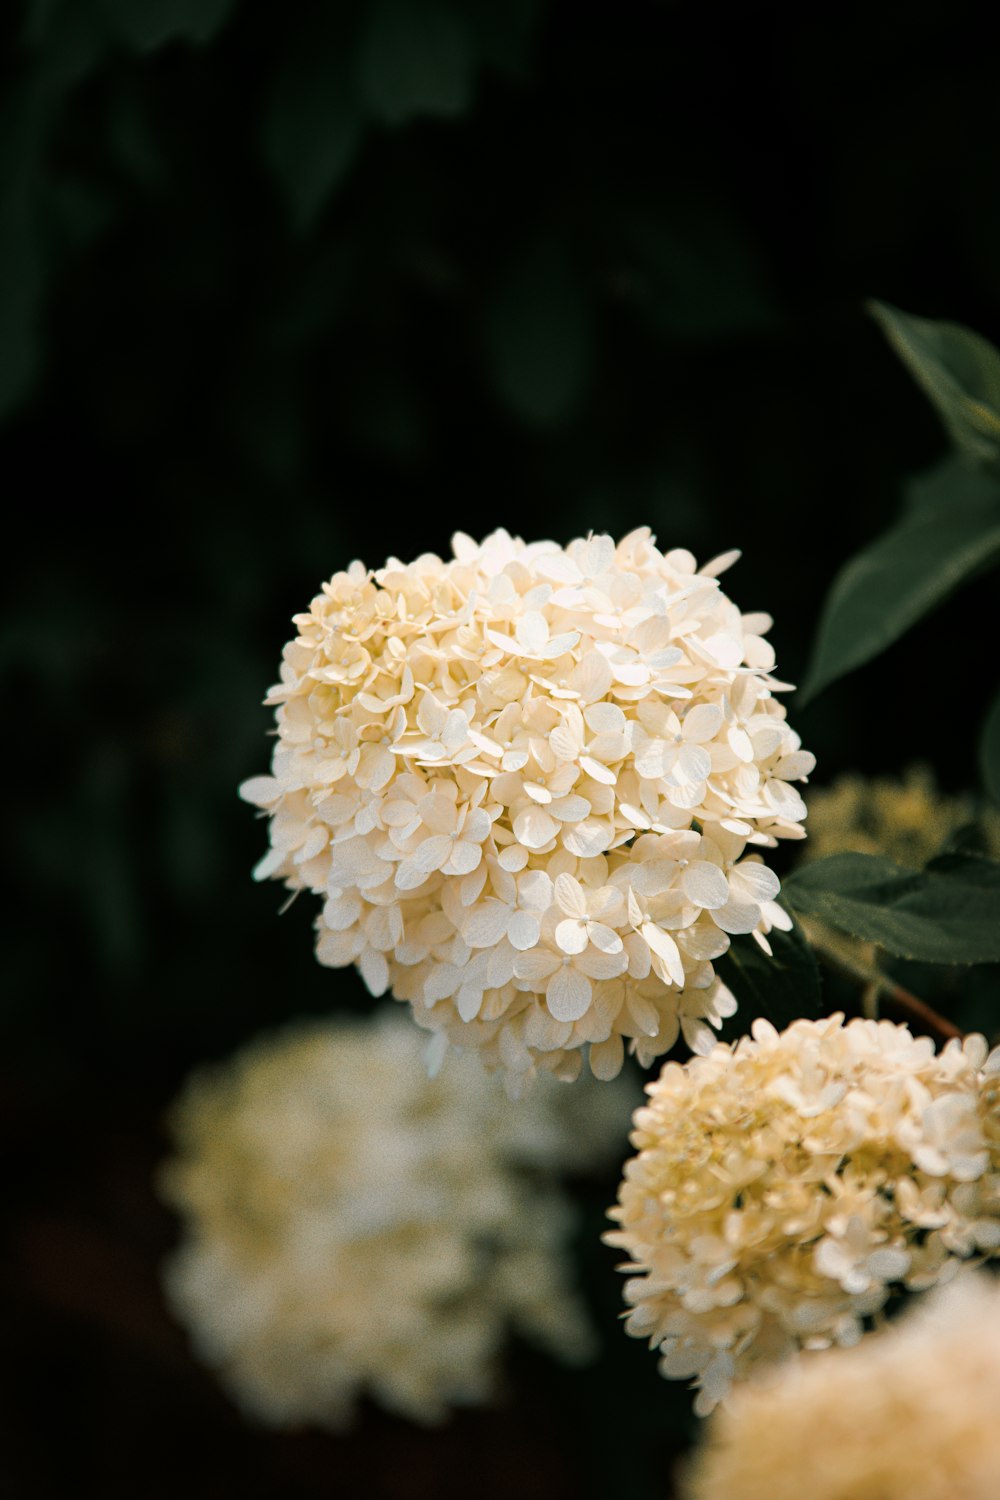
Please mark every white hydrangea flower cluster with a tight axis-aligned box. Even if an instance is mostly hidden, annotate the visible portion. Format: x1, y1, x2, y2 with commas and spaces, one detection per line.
605, 1015, 1000, 1415
161, 1011, 636, 1429
242, 528, 813, 1087
685, 1271, 1000, 1500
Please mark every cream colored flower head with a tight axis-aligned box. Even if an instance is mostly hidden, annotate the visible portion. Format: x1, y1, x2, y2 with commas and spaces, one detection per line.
161, 1011, 636, 1429
684, 1270, 1000, 1500
606, 1015, 1000, 1415
241, 528, 813, 1088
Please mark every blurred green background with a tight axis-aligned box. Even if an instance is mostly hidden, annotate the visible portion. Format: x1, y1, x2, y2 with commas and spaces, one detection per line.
2, 0, 998, 1494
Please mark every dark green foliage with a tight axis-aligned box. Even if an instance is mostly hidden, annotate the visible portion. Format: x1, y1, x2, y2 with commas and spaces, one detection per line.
716, 916, 822, 1032
981, 689, 1000, 805
802, 490, 1000, 700
803, 309, 1000, 702
357, 0, 475, 125
782, 853, 1000, 965
262, 11, 366, 229
870, 301, 1000, 475
99, 0, 238, 52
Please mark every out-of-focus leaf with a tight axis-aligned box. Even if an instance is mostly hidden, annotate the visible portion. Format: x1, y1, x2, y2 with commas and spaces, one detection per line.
26, 2, 108, 82
466, 0, 541, 80
45, 178, 115, 256
871, 301, 1000, 474
483, 242, 593, 426
0, 87, 47, 422
802, 501, 1000, 701
0, 199, 41, 420
622, 211, 776, 338
981, 689, 1000, 805
782, 852, 1000, 963
98, 0, 237, 52
937, 824, 996, 863
904, 454, 1000, 517
108, 90, 166, 192
21, 0, 59, 46
357, 0, 475, 126
715, 915, 822, 1031
263, 21, 365, 231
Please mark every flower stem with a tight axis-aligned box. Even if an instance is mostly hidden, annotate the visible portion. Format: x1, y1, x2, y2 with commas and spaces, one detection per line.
800, 918, 963, 1043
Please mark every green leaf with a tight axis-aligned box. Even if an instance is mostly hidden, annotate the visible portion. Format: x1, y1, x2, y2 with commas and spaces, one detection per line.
0, 85, 47, 422
0, 190, 42, 420
802, 501, 1000, 701
99, 0, 237, 52
782, 852, 1000, 964
482, 242, 593, 426
262, 18, 365, 231
904, 453, 1000, 518
357, 0, 475, 126
465, 0, 541, 80
715, 915, 822, 1032
870, 301, 1000, 474
981, 689, 1000, 805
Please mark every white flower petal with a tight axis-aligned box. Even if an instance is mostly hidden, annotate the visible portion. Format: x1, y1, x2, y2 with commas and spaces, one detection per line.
554, 872, 588, 919
239, 775, 282, 806
730, 861, 781, 903
681, 704, 724, 743
579, 755, 617, 785
589, 1033, 625, 1080
513, 949, 560, 983
701, 633, 743, 668
641, 922, 685, 987
681, 861, 730, 910
463, 901, 512, 949
507, 911, 541, 950
585, 702, 627, 736
712, 898, 761, 935
588, 922, 624, 955
677, 744, 712, 784
497, 845, 530, 872
577, 948, 628, 979
546, 965, 593, 1022
549, 793, 592, 822
569, 651, 614, 702
563, 818, 613, 858
512, 806, 560, 850
555, 918, 590, 955
444, 840, 483, 876
358, 950, 389, 996
456, 984, 484, 1022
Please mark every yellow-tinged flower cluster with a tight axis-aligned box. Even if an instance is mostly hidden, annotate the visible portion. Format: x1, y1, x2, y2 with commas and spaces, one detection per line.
801, 765, 1000, 869
606, 1015, 1000, 1414
161, 1012, 636, 1429
242, 528, 813, 1087
684, 1271, 1000, 1500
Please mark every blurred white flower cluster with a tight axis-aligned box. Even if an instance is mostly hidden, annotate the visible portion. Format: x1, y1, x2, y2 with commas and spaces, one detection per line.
606, 1015, 1000, 1414
801, 765, 1000, 869
684, 1271, 1000, 1500
242, 528, 812, 1088
160, 1010, 636, 1429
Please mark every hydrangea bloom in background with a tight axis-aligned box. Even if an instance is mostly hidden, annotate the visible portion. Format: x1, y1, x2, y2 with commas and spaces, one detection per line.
160, 1010, 636, 1428
605, 1015, 1000, 1414
684, 1271, 1000, 1500
241, 528, 813, 1088
801, 765, 1000, 868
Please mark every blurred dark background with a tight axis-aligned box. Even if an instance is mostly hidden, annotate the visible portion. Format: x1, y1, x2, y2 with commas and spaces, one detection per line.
2, 0, 998, 1494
